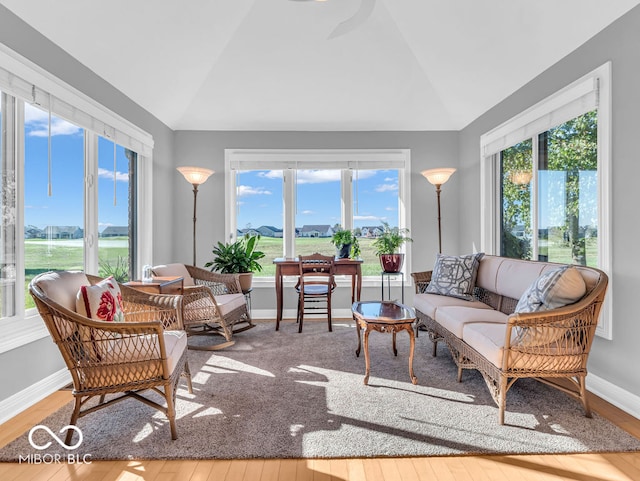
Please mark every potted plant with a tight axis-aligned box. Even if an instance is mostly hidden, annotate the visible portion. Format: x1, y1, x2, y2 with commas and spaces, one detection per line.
331, 228, 361, 259
371, 222, 413, 273
205, 234, 265, 292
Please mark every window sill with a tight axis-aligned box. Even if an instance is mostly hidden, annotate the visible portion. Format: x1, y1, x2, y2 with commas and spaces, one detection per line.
0, 310, 48, 354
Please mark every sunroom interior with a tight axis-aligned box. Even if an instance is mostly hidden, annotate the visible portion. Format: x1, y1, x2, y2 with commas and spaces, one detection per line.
1, 0, 640, 434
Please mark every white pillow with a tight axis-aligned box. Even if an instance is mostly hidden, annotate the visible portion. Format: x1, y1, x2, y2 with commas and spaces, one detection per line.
76, 276, 125, 322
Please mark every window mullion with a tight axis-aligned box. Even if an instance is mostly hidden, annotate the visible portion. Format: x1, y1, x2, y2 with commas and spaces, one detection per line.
531, 136, 539, 260
342, 169, 353, 231
283, 169, 295, 258
84, 131, 99, 275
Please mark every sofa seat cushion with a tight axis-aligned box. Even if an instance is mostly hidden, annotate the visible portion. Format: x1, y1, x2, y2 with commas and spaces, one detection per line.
462, 322, 516, 368
435, 306, 508, 338
414, 293, 492, 320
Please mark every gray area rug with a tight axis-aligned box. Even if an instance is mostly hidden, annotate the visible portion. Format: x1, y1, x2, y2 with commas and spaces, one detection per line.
2, 321, 640, 461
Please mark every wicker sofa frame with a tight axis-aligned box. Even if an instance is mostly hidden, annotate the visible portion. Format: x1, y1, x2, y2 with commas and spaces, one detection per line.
29, 272, 193, 443
412, 257, 608, 424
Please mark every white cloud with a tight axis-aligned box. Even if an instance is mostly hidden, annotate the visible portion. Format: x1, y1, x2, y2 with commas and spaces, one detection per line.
385, 206, 396, 211
258, 170, 283, 179
24, 105, 83, 137
301, 210, 314, 215
237, 185, 272, 197
98, 167, 129, 182
375, 183, 398, 192
354, 215, 381, 221
296, 170, 340, 184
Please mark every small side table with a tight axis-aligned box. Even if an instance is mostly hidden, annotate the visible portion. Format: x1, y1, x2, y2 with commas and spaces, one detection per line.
381, 271, 404, 304
125, 276, 184, 295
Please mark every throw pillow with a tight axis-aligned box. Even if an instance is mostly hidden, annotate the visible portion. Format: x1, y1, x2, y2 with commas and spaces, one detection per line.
424, 253, 484, 301
515, 265, 587, 314
76, 276, 125, 322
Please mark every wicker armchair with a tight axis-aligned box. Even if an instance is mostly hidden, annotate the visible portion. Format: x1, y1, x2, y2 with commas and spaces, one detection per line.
29, 271, 193, 443
152, 264, 254, 350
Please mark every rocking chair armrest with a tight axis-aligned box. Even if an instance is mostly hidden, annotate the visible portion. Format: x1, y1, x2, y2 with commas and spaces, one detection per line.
185, 266, 243, 294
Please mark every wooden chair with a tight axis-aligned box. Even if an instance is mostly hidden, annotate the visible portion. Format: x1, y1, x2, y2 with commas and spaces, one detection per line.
295, 253, 336, 333
29, 271, 193, 443
152, 264, 254, 350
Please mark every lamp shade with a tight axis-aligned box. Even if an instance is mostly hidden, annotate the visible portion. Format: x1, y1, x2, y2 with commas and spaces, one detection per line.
177, 166, 214, 185
421, 168, 456, 186
509, 170, 533, 185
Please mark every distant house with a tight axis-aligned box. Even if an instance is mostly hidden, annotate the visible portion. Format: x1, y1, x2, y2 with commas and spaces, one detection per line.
24, 225, 44, 239
42, 226, 83, 239
299, 225, 334, 238
101, 226, 129, 237
239, 228, 260, 237
257, 225, 283, 238
361, 226, 384, 238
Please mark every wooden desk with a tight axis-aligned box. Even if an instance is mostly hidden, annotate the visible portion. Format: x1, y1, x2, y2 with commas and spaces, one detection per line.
125, 276, 184, 295
274, 257, 362, 329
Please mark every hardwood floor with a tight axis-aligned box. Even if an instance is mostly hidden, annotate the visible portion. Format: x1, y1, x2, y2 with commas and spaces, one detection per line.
1, 387, 639, 481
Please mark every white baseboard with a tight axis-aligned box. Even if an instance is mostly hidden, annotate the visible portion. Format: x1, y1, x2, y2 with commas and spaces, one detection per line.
588, 373, 640, 420
251, 308, 354, 321
0, 368, 71, 425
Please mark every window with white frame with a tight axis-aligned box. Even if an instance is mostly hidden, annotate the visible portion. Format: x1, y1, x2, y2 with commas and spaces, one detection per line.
0, 44, 153, 352
225, 149, 411, 279
480, 62, 611, 339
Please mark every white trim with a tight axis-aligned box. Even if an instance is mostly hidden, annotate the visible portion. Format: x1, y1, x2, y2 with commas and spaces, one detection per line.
0, 368, 71, 425
588, 373, 640, 421
0, 313, 48, 354
0, 42, 153, 154
480, 62, 612, 339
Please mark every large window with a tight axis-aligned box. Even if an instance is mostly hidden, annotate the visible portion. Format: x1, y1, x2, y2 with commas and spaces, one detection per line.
0, 44, 154, 352
226, 149, 411, 278
481, 63, 611, 338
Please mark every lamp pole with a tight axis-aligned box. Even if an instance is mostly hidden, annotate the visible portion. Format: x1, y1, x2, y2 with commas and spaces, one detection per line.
177, 167, 214, 266
421, 168, 456, 256
434, 183, 443, 254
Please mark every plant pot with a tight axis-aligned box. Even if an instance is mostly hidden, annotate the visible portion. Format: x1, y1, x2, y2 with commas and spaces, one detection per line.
379, 254, 404, 273
238, 272, 253, 293
338, 244, 352, 259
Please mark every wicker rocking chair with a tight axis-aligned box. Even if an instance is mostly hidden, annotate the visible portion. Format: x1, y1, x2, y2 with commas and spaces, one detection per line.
152, 264, 255, 350
29, 271, 193, 443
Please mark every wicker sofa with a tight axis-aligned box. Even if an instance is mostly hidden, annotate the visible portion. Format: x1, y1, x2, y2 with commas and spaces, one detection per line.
411, 254, 608, 424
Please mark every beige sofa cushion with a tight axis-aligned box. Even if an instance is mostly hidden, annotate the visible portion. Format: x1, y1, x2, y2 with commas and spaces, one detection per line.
414, 293, 492, 320
215, 293, 247, 316
462, 322, 517, 368
435, 306, 508, 338
152, 263, 195, 287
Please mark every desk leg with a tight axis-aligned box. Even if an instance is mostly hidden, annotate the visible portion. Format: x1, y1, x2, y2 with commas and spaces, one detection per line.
355, 321, 362, 357
407, 325, 417, 385
356, 264, 362, 301
275, 266, 283, 330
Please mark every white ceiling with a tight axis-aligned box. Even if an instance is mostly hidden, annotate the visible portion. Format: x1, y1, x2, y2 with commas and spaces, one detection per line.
2, 0, 639, 131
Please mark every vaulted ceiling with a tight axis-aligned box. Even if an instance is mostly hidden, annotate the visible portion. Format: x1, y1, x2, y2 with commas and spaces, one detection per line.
2, 0, 638, 131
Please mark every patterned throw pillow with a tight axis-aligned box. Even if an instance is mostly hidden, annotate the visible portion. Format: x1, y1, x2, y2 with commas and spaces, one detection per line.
424, 253, 484, 301
515, 265, 586, 313
76, 276, 125, 322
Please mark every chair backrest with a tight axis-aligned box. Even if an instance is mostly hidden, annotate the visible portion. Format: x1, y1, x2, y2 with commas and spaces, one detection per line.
152, 263, 196, 286
297, 253, 335, 292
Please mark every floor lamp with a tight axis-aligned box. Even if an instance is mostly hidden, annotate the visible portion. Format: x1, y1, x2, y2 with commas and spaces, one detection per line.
177, 166, 214, 266
421, 168, 456, 254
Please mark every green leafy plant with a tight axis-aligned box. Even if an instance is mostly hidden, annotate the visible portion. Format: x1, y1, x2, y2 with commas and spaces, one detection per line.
205, 234, 265, 273
99, 256, 130, 283
371, 222, 413, 256
331, 228, 361, 258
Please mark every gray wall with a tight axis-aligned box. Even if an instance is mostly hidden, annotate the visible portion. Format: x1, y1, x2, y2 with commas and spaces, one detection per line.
458, 5, 640, 397
0, 6, 175, 403
173, 131, 460, 311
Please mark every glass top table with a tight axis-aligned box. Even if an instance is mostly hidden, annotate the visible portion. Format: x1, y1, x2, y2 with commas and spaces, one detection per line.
351, 301, 417, 385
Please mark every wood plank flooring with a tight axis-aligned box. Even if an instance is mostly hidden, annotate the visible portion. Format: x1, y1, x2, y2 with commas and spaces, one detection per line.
1, 376, 639, 480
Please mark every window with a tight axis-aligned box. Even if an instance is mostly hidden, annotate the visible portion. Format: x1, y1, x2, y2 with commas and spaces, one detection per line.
481, 63, 611, 338
0, 44, 154, 353
226, 149, 411, 279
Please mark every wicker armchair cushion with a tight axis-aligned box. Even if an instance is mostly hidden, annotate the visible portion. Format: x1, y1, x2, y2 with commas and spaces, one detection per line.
152, 263, 196, 287
435, 306, 508, 338
82, 330, 188, 389
35, 270, 90, 312
515, 266, 587, 314
215, 293, 247, 316
414, 293, 492, 319
76, 276, 125, 322
425, 253, 484, 300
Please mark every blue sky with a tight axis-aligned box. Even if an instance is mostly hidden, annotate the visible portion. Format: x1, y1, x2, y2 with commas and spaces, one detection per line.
23, 104, 131, 231
237, 169, 399, 230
